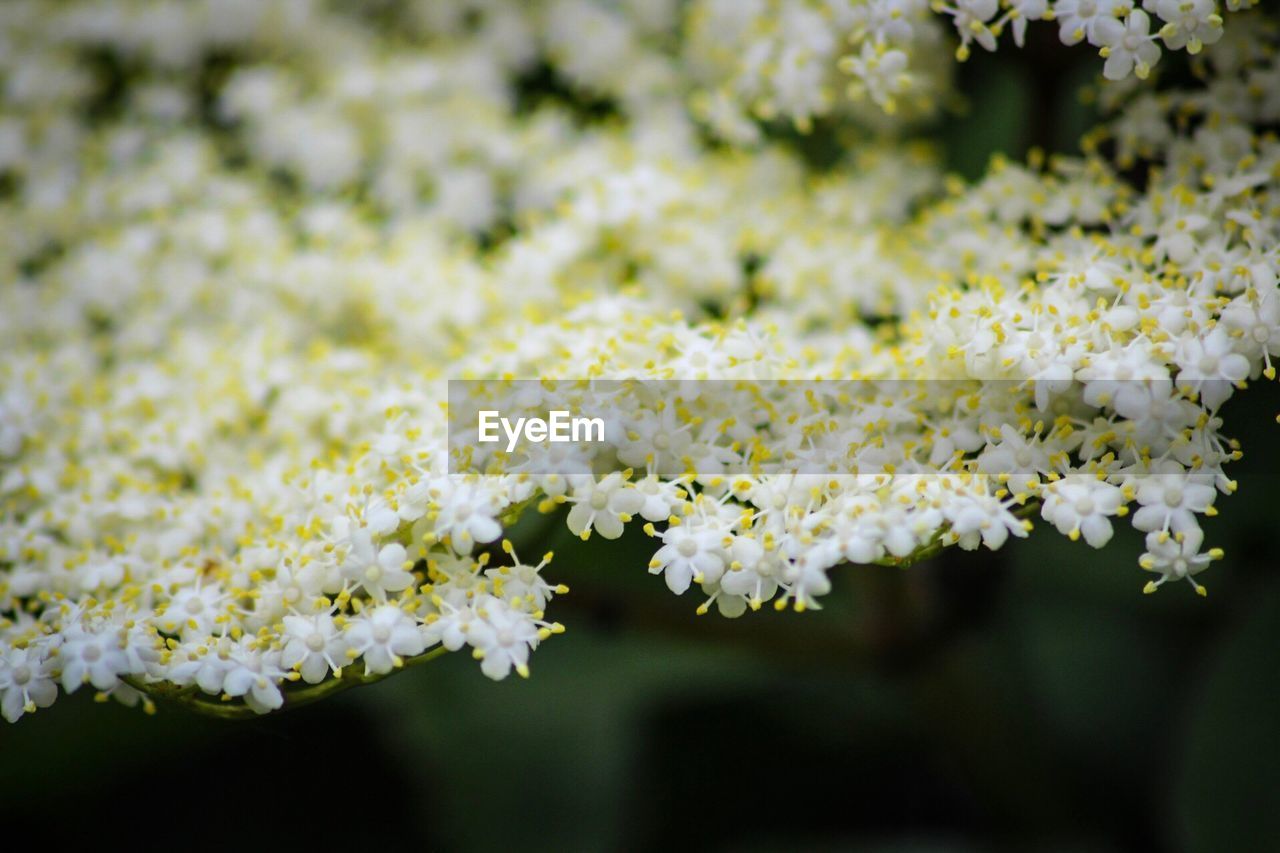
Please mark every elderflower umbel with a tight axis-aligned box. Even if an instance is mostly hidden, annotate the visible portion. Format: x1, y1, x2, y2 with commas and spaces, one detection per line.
0, 0, 1276, 724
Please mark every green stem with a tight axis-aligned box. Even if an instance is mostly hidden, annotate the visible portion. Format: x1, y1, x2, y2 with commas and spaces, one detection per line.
124, 646, 449, 720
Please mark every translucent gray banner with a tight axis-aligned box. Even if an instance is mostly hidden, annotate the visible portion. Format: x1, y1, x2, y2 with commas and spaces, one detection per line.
447, 379, 1238, 481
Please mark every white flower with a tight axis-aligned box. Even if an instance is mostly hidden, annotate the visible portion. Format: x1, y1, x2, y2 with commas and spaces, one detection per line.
945, 492, 1031, 551
717, 535, 779, 609
649, 520, 727, 594
1139, 527, 1221, 594
631, 473, 687, 523
1055, 0, 1133, 46
1079, 344, 1171, 412
566, 473, 644, 540
839, 43, 910, 111
162, 582, 230, 640
1221, 288, 1280, 379
616, 406, 694, 476
396, 478, 435, 523
1175, 328, 1251, 410
778, 556, 832, 612
1111, 379, 1199, 451
421, 597, 483, 652
1145, 0, 1224, 53
341, 531, 414, 597
978, 424, 1056, 493
430, 482, 504, 553
1098, 9, 1162, 79
0, 645, 57, 722
467, 596, 539, 680
1131, 461, 1216, 534
222, 640, 290, 713
344, 605, 426, 675
168, 638, 237, 695
485, 541, 562, 611
280, 612, 347, 683
940, 0, 1001, 57
1041, 477, 1126, 547
57, 622, 133, 693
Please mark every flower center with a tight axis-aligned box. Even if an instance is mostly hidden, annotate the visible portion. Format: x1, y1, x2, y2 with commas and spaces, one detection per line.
13, 665, 32, 685
590, 491, 610, 510
306, 632, 326, 652
678, 538, 699, 557
372, 626, 391, 644
1165, 486, 1183, 506
1198, 355, 1219, 374
1074, 496, 1096, 516
185, 596, 205, 615
82, 644, 102, 663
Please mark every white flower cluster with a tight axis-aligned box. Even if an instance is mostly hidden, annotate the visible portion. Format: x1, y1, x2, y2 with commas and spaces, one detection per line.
686, 0, 1261, 140
933, 0, 1265, 79
684, 0, 953, 137
0, 1, 1277, 722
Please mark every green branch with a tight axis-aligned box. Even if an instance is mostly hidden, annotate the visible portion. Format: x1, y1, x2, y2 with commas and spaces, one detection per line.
123, 646, 449, 720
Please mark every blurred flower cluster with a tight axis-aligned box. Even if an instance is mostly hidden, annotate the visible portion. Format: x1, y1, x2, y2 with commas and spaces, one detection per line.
1, 0, 1278, 722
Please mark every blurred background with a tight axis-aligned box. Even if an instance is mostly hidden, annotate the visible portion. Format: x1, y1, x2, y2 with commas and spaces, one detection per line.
4, 20, 1280, 853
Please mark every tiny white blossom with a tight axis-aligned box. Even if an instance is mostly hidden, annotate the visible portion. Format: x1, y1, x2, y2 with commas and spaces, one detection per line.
1139, 527, 1221, 594
649, 520, 728, 594
57, 622, 133, 693
0, 645, 57, 722
280, 612, 347, 683
1175, 328, 1251, 410
1098, 9, 1162, 79
566, 473, 645, 540
1041, 478, 1126, 547
467, 596, 540, 680
344, 605, 426, 676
